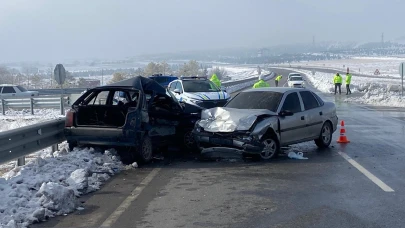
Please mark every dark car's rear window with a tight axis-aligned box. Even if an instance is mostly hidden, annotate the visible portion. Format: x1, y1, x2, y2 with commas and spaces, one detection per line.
225, 91, 283, 112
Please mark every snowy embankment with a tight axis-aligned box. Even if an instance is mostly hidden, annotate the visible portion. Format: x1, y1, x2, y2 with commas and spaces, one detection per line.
219, 66, 270, 82
0, 144, 134, 228
275, 67, 405, 107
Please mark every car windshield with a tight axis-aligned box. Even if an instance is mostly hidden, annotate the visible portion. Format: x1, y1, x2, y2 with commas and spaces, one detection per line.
151, 77, 167, 83
17, 86, 27, 92
290, 76, 303, 81
289, 74, 300, 77
225, 91, 283, 112
182, 80, 220, 92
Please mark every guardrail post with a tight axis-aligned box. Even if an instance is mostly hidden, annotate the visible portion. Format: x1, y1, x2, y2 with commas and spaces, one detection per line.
51, 144, 58, 153
16, 156, 25, 166
1, 99, 5, 115
60, 97, 65, 115
30, 98, 34, 115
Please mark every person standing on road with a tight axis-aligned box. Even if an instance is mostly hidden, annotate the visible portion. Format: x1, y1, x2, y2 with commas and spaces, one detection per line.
345, 73, 352, 95
253, 75, 270, 88
333, 73, 342, 95
210, 73, 221, 88
275, 74, 282, 87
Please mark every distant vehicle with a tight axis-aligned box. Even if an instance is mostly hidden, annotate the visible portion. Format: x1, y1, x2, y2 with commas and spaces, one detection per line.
167, 76, 230, 109
287, 75, 305, 88
149, 74, 178, 88
64, 76, 202, 163
0, 84, 39, 98
193, 87, 338, 160
288, 73, 301, 80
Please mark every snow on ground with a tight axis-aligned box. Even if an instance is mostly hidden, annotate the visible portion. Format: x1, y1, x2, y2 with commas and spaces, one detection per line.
275, 67, 405, 107
0, 143, 132, 228
0, 109, 65, 133
282, 56, 405, 78
212, 65, 270, 82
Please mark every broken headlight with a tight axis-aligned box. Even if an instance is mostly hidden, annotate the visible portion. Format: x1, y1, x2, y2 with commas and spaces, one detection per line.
194, 120, 203, 132
188, 98, 203, 105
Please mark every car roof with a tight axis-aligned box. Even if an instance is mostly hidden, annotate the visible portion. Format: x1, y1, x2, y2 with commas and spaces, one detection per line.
178, 76, 208, 81
242, 87, 306, 93
0, 84, 17, 86
100, 76, 167, 95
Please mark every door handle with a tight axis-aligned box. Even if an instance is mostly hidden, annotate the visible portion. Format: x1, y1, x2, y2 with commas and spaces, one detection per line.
301, 116, 305, 120
319, 111, 323, 116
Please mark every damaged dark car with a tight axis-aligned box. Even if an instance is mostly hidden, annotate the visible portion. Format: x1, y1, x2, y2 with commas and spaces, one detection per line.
193, 87, 338, 160
64, 76, 202, 163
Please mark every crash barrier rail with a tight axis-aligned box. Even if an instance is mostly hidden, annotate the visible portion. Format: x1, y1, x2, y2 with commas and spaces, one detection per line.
224, 72, 275, 93
0, 118, 66, 167
36, 88, 87, 95
0, 96, 70, 115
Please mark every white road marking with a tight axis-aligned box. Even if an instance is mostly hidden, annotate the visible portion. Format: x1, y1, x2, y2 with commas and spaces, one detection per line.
338, 151, 394, 192
100, 168, 161, 227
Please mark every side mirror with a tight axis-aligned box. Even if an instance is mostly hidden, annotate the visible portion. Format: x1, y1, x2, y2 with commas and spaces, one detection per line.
279, 110, 294, 117
173, 89, 181, 94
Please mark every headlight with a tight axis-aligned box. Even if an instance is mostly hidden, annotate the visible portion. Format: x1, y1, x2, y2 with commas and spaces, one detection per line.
189, 98, 202, 104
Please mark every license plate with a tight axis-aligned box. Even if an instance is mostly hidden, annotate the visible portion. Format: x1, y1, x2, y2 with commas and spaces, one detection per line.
209, 137, 233, 146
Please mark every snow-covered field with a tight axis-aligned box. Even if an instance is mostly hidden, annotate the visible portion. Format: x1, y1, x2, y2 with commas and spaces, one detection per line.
276, 67, 405, 107
217, 66, 269, 82
284, 56, 405, 78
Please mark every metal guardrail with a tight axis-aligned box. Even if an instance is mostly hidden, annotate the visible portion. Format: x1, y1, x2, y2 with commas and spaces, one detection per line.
0, 118, 66, 166
0, 96, 69, 115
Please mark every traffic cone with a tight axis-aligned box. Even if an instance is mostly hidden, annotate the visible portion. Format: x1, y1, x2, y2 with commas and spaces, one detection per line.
337, 120, 350, 143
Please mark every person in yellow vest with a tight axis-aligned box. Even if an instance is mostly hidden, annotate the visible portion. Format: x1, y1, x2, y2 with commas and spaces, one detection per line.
210, 73, 221, 88
333, 73, 343, 95
253, 75, 270, 88
345, 73, 352, 95
275, 74, 282, 87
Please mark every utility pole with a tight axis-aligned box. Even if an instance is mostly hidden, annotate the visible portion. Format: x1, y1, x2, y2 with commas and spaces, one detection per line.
101, 69, 104, 86
381, 32, 384, 46
313, 35, 315, 48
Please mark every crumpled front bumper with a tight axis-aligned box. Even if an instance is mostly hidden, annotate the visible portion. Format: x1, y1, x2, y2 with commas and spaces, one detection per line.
193, 130, 264, 155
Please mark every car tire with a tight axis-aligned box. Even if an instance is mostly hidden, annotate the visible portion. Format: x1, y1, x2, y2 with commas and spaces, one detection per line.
259, 134, 280, 160
137, 135, 153, 164
68, 141, 77, 151
315, 122, 332, 148
182, 130, 197, 152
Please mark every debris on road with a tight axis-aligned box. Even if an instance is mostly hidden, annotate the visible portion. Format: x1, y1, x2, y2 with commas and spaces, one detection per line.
288, 152, 308, 160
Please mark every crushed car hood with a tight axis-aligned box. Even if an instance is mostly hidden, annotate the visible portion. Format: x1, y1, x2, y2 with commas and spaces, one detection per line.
197, 107, 277, 132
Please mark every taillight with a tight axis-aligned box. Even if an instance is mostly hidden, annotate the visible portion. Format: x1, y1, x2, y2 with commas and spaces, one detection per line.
65, 110, 75, 127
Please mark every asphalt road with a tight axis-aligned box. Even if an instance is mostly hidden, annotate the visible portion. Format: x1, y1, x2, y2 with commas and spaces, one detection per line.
33, 69, 405, 228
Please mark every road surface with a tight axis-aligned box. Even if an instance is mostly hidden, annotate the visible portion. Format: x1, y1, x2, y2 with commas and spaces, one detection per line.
33, 69, 405, 228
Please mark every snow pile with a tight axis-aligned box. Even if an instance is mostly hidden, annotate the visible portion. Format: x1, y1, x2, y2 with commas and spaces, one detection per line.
0, 109, 65, 133
0, 145, 125, 228
213, 66, 270, 82
274, 67, 405, 107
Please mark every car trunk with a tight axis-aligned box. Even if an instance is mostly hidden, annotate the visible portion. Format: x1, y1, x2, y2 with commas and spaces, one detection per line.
75, 105, 129, 127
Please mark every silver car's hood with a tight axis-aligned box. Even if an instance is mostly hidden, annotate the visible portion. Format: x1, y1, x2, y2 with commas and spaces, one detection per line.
197, 107, 277, 132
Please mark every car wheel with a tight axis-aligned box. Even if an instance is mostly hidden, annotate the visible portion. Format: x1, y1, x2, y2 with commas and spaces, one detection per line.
315, 122, 332, 148
68, 141, 77, 151
260, 135, 280, 160
137, 135, 153, 163
183, 130, 197, 152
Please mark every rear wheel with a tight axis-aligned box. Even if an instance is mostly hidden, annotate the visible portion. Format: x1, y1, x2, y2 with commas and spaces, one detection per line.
315, 122, 332, 148
137, 135, 153, 163
259, 134, 280, 160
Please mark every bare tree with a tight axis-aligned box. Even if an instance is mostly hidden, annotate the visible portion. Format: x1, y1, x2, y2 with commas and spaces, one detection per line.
0, 67, 13, 84
178, 60, 200, 76
109, 72, 127, 84
209, 67, 228, 80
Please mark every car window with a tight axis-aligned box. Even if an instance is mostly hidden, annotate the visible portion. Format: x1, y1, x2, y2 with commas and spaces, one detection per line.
299, 91, 320, 110
175, 81, 183, 92
87, 91, 110, 105
151, 77, 167, 83
281, 92, 302, 113
17, 86, 27, 92
225, 91, 283, 112
311, 92, 324, 106
113, 91, 129, 105
289, 77, 303, 81
182, 80, 220, 92
2, 87, 16, 93
169, 81, 177, 91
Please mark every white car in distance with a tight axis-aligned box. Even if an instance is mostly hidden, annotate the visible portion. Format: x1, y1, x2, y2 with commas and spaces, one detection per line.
287, 75, 305, 88
0, 84, 39, 98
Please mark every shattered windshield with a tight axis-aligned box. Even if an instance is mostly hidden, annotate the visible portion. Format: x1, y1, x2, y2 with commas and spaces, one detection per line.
225, 91, 283, 112
182, 80, 220, 92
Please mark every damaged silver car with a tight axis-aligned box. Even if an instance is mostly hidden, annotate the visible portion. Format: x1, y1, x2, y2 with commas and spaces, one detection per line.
193, 87, 339, 160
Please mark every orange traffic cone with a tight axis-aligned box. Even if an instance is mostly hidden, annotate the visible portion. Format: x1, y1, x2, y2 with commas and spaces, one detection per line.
337, 120, 350, 143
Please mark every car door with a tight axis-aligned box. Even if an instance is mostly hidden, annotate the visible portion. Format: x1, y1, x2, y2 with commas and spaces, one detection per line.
299, 91, 323, 138
2, 86, 16, 97
277, 92, 307, 145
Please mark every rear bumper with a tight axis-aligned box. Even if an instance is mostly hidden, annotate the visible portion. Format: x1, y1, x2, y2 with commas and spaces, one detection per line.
64, 127, 137, 147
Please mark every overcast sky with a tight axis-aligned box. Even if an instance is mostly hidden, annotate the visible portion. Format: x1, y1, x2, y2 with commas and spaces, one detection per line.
0, 0, 403, 62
